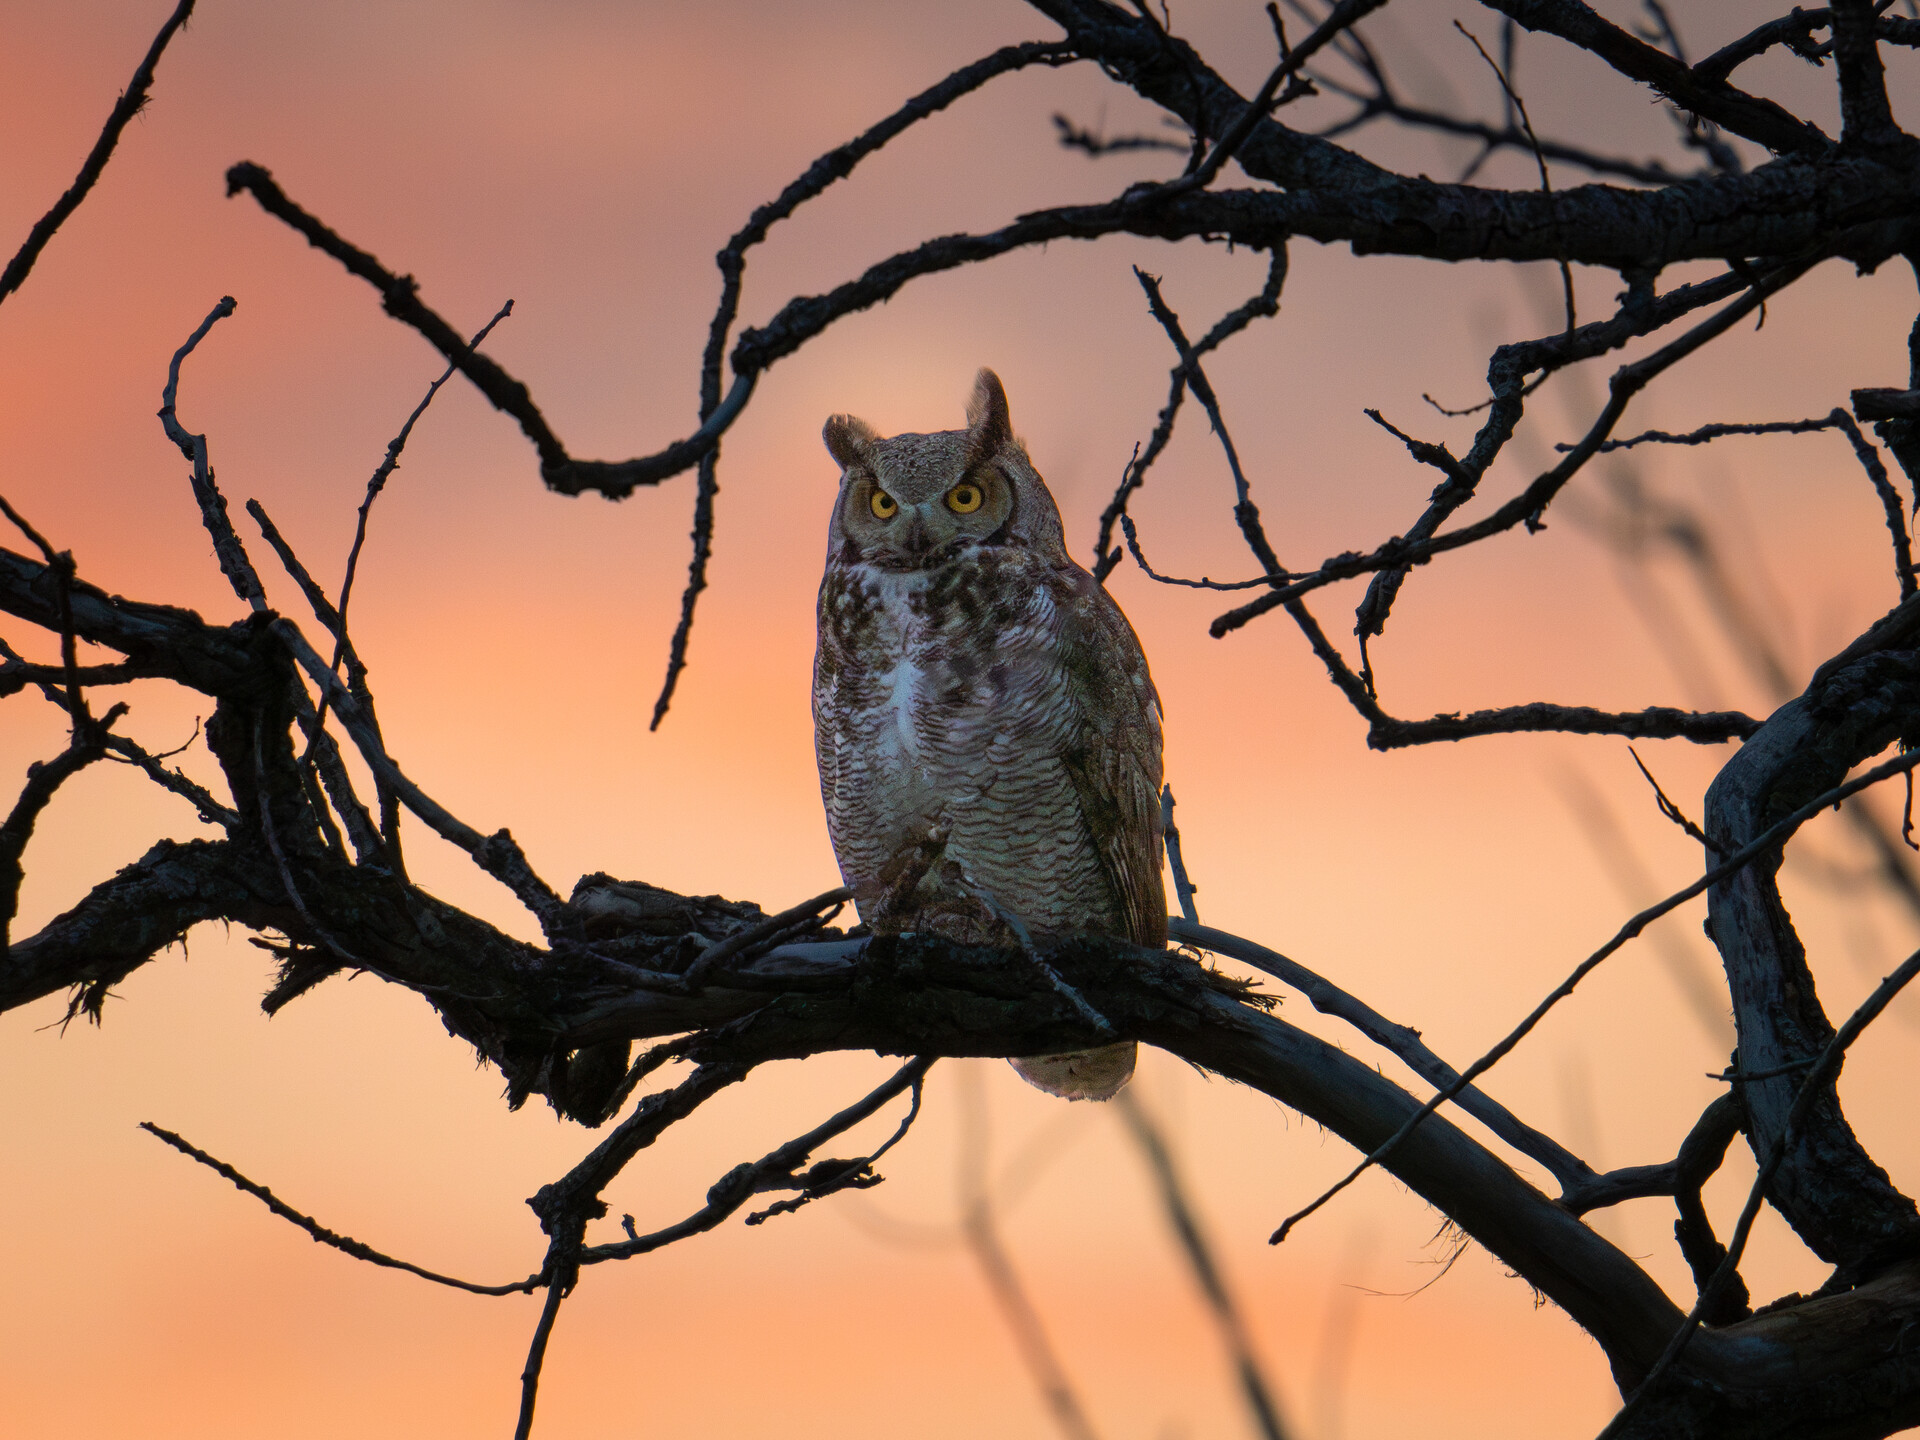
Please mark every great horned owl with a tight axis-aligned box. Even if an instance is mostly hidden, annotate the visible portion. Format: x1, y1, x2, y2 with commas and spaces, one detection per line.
813, 368, 1166, 1101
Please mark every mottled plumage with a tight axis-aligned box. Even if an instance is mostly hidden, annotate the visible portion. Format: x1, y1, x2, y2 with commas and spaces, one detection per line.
813, 370, 1165, 1100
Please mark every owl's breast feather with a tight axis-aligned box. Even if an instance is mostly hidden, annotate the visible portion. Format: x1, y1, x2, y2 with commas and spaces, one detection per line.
821, 553, 1063, 772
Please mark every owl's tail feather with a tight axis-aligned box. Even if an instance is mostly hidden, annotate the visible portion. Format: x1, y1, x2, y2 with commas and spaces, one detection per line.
1009, 1042, 1136, 1102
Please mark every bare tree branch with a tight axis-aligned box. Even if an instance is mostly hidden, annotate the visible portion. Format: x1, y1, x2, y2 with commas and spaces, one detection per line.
0, 0, 197, 307
1270, 715, 1920, 1248
1695, 7, 1834, 82
16, 6, 1920, 1433
1468, 0, 1830, 153
1602, 943, 1920, 1434
1117, 1087, 1290, 1440
1173, 918, 1594, 1187
1214, 251, 1824, 637
140, 1122, 541, 1295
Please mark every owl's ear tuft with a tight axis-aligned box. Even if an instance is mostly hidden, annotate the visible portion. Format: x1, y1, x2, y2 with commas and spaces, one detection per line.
964, 368, 1012, 467
823, 414, 879, 471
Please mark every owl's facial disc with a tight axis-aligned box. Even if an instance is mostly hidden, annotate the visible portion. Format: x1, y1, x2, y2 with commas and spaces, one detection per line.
846, 465, 1013, 568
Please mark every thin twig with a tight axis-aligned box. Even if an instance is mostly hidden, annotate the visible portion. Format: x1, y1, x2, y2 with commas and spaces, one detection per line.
1133, 268, 1286, 578
1627, 746, 1712, 846
1171, 918, 1594, 1187
1093, 249, 1286, 580
649, 450, 719, 730
1578, 415, 1843, 451
339, 300, 516, 635
681, 885, 854, 989
5, 655, 235, 828
1161, 786, 1201, 924
1830, 408, 1917, 597
1118, 1088, 1289, 1440
0, 496, 91, 732
1269, 738, 1920, 1244
306, 301, 516, 758
1214, 250, 1826, 637
582, 1057, 935, 1261
0, 705, 125, 952
1122, 515, 1273, 591
1304, 68, 1691, 184
0, 0, 197, 307
159, 296, 269, 612
747, 1071, 927, 1224
642, 42, 1080, 720
139, 1122, 539, 1295
105, 732, 237, 828
1455, 21, 1576, 336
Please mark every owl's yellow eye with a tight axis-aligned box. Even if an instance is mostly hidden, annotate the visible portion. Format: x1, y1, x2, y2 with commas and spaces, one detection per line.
869, 490, 898, 519
946, 482, 983, 514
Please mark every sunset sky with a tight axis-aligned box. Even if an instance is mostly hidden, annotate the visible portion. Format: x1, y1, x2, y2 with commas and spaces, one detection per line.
3, 3, 1919, 1437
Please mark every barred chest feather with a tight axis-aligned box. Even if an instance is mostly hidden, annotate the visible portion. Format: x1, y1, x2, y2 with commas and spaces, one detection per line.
813, 544, 1119, 943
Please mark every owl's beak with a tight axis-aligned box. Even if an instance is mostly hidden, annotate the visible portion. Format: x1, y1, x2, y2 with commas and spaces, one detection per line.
900, 507, 934, 556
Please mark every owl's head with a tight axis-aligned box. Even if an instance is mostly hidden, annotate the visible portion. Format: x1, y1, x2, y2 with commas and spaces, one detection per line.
821, 369, 1068, 569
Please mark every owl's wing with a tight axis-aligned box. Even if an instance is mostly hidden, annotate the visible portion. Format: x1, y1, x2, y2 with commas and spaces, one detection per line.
1057, 569, 1168, 949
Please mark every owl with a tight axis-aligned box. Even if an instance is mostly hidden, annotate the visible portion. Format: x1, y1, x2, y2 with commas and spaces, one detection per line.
813, 368, 1166, 1101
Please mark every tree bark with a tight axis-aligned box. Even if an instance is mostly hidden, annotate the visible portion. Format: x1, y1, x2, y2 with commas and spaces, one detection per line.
1706, 595, 1920, 1278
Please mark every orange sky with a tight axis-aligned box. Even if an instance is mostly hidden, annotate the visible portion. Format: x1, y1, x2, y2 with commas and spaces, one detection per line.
3, 3, 1919, 1438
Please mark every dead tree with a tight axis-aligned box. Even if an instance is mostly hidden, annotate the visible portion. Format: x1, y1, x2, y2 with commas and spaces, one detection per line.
7, 2, 1920, 1436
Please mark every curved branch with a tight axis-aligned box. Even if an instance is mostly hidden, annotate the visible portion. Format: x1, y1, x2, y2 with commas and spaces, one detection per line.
1704, 594, 1920, 1273
570, 929, 1688, 1386
0, 723, 120, 953
1161, 992, 1685, 1388
141, 1122, 541, 1296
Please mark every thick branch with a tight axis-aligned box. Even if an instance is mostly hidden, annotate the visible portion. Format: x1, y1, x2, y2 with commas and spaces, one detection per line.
1831, 0, 1907, 153
0, 547, 255, 693
1704, 594, 1920, 1274
0, 838, 262, 1013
